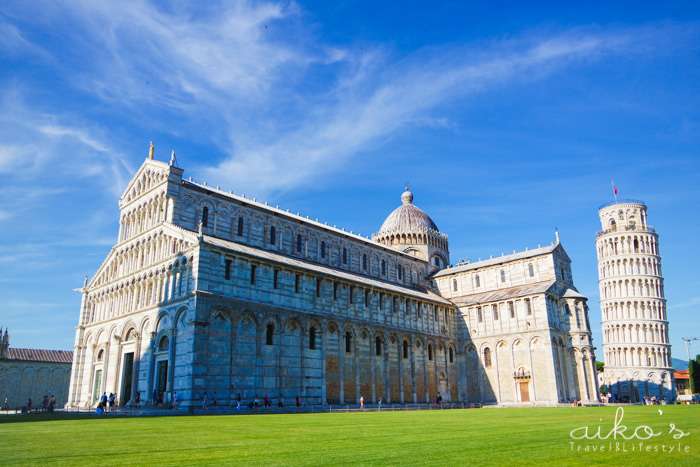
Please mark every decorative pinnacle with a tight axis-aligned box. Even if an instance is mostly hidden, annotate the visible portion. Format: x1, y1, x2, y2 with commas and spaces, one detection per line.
149, 142, 154, 159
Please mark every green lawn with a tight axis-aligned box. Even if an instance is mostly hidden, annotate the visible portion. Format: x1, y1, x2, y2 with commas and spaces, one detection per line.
1, 406, 698, 466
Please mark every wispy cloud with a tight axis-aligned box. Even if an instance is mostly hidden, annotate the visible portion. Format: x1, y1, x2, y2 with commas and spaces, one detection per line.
203, 30, 638, 194
669, 297, 700, 310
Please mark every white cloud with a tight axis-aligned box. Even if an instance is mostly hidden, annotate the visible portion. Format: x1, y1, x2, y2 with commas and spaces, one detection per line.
201, 30, 637, 194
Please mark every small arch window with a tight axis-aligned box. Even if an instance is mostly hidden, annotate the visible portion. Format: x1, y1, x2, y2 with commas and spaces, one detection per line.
633, 239, 639, 253
237, 217, 244, 236
320, 241, 326, 259
477, 307, 483, 323
345, 332, 352, 353
201, 207, 209, 228
475, 274, 481, 287
362, 254, 367, 270
403, 341, 409, 359
618, 210, 624, 220
266, 324, 274, 345
96, 348, 104, 361
452, 279, 458, 292
269, 226, 276, 245
484, 348, 492, 367
449, 347, 454, 363
381, 260, 386, 276
296, 234, 303, 253
528, 264, 534, 278
428, 343, 433, 361
342, 247, 348, 264
309, 327, 316, 350
375, 337, 382, 356
434, 257, 440, 267
158, 335, 169, 351
500, 270, 506, 283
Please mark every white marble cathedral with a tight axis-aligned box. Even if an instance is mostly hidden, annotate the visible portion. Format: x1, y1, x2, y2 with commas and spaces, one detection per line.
596, 200, 675, 402
66, 148, 599, 409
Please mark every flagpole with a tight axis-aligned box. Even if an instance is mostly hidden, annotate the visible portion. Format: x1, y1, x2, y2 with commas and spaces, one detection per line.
612, 179, 618, 204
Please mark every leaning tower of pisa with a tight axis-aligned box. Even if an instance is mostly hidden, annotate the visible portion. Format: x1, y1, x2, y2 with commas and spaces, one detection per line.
596, 200, 675, 402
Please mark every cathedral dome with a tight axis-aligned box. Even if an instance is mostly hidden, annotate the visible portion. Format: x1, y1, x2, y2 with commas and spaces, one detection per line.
378, 188, 439, 234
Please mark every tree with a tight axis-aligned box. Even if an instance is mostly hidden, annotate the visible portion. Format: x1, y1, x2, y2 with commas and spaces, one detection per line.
596, 361, 605, 372
689, 354, 700, 394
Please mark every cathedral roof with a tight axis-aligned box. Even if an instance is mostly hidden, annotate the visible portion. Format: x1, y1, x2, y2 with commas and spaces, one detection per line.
377, 188, 440, 235
5, 348, 73, 364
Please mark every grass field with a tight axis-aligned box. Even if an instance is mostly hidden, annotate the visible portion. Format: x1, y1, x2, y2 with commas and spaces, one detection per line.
1, 405, 698, 466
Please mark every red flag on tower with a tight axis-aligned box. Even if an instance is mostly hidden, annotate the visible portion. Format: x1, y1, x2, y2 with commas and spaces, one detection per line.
611, 180, 619, 202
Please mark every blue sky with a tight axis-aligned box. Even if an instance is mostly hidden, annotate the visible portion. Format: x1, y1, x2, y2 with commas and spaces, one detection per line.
1, 1, 698, 365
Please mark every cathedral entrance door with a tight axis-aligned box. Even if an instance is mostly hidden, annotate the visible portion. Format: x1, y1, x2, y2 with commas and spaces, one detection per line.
120, 353, 134, 406
519, 381, 530, 402
156, 360, 168, 400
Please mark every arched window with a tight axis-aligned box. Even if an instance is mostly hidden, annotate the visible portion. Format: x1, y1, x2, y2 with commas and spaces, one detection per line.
296, 234, 303, 253
397, 264, 403, 279
273, 269, 279, 289
320, 241, 326, 259
403, 340, 409, 359
362, 254, 367, 270
428, 343, 433, 360
250, 265, 257, 284
309, 327, 316, 350
475, 274, 481, 287
381, 260, 386, 276
477, 307, 483, 323
125, 328, 134, 341
452, 279, 458, 292
375, 336, 382, 356
492, 304, 499, 320
633, 239, 639, 253
342, 247, 347, 264
500, 270, 506, 283
97, 348, 104, 361
434, 257, 440, 267
484, 348, 492, 367
269, 226, 276, 245
201, 207, 209, 228
266, 323, 274, 345
345, 332, 352, 353
618, 210, 624, 220
158, 335, 169, 351
449, 347, 454, 363
528, 263, 534, 277
237, 217, 244, 236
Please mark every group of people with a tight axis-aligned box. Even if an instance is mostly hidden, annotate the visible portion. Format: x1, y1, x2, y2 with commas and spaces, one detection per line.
198, 392, 292, 410
2, 396, 59, 414
96, 392, 116, 413
41, 395, 57, 413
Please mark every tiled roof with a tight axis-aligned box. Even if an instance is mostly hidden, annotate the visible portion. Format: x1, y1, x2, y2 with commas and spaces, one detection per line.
433, 244, 558, 278
674, 370, 689, 380
6, 348, 73, 364
203, 235, 453, 305
450, 281, 556, 307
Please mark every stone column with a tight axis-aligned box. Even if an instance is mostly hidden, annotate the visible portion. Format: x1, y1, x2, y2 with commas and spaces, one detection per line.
167, 329, 176, 393
339, 330, 345, 404
321, 325, 327, 405
398, 338, 404, 403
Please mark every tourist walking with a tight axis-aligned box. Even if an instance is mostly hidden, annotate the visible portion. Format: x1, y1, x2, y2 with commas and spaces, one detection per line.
360, 396, 364, 409
202, 391, 208, 409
